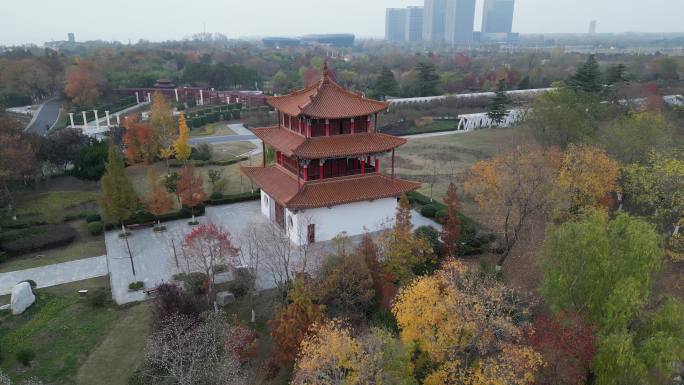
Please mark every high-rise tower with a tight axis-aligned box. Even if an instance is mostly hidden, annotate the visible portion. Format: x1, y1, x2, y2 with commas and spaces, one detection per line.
445, 0, 476, 44
482, 0, 515, 33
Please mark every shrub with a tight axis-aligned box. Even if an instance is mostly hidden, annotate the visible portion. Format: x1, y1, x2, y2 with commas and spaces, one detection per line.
435, 208, 447, 223
176, 102, 186, 111
415, 225, 440, 255
174, 272, 207, 295
207, 190, 260, 205
420, 204, 438, 218
227, 267, 255, 298
88, 287, 110, 307
128, 281, 144, 291
2, 224, 76, 255
16, 348, 35, 366
151, 283, 201, 328
210, 192, 223, 200
190, 143, 211, 161
86, 213, 101, 223
87, 221, 104, 236
71, 140, 109, 181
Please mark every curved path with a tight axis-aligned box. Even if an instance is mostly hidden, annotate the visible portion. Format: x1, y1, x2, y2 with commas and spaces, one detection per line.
26, 97, 62, 136
0, 255, 107, 295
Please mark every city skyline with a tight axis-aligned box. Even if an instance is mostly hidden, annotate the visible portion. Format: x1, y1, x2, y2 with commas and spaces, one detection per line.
2, 0, 684, 46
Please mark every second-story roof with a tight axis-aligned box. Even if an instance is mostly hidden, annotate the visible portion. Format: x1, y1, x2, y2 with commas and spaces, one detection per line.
267, 63, 389, 119
252, 126, 406, 159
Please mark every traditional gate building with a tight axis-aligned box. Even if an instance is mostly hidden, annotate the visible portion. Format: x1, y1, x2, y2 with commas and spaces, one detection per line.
242, 63, 420, 245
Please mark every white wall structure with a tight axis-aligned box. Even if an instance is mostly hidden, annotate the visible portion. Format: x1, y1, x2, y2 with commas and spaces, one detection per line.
260, 191, 396, 245
457, 108, 527, 131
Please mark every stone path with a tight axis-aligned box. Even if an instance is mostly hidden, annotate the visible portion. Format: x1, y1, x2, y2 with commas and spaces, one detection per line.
0, 255, 107, 295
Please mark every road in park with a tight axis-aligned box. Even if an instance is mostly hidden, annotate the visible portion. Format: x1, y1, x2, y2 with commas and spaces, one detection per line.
26, 97, 62, 136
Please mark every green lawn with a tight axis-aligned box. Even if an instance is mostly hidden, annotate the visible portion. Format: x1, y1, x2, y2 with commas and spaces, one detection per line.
189, 122, 236, 137
15, 191, 98, 216
0, 220, 106, 273
0, 278, 140, 385
76, 303, 152, 385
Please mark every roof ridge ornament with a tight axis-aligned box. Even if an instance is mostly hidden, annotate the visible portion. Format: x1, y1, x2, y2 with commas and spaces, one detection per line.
322, 60, 330, 83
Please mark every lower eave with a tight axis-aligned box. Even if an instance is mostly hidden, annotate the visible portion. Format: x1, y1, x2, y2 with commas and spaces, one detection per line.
241, 165, 420, 210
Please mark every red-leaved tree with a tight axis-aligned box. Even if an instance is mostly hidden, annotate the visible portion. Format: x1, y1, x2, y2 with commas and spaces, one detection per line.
181, 223, 239, 303
441, 182, 461, 258
529, 311, 596, 385
178, 165, 207, 221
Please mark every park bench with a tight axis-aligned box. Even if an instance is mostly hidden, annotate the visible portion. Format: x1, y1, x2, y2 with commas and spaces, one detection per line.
126, 222, 155, 231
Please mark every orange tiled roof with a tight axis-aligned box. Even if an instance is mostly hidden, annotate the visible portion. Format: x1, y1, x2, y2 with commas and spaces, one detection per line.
241, 165, 300, 205
251, 127, 406, 159
267, 65, 389, 119
241, 165, 420, 209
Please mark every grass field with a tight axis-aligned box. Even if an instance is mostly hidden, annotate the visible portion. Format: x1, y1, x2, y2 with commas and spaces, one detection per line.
210, 141, 257, 160
15, 191, 98, 216
0, 220, 106, 273
0, 278, 152, 385
389, 125, 534, 204
76, 303, 152, 385
126, 153, 262, 204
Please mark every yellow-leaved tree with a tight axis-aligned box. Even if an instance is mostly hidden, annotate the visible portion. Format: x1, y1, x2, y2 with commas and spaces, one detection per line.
392, 259, 543, 385
173, 112, 191, 162
558, 144, 620, 215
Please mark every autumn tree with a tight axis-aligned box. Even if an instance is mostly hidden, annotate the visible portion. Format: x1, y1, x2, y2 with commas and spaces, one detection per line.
269, 277, 325, 366
465, 145, 561, 267
623, 151, 683, 234
99, 142, 139, 274
598, 111, 673, 163
314, 249, 375, 324
0, 116, 37, 208
528, 88, 605, 148
378, 194, 433, 284
144, 169, 173, 227
392, 259, 543, 385
142, 313, 247, 385
530, 312, 596, 385
123, 117, 157, 164
440, 182, 461, 258
181, 223, 239, 303
172, 112, 191, 162
177, 165, 207, 221
64, 60, 107, 107
149, 91, 176, 152
557, 144, 620, 215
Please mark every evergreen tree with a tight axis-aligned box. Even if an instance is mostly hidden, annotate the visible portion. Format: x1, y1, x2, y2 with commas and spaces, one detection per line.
487, 81, 510, 126
605, 63, 628, 85
414, 61, 440, 97
372, 67, 399, 100
567, 55, 603, 94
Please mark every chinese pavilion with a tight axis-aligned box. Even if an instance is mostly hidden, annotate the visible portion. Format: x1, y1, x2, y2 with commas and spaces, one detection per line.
242, 63, 420, 245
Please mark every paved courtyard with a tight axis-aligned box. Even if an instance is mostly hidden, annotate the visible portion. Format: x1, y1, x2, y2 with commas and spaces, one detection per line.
105, 200, 441, 304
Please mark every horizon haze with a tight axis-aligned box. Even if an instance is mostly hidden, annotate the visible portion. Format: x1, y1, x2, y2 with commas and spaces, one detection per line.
3, 0, 684, 46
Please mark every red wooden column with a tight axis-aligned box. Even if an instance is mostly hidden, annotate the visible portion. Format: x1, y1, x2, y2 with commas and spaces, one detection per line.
325, 119, 330, 136
361, 157, 365, 175
350, 118, 355, 134
391, 149, 395, 179
319, 160, 325, 180
366, 116, 371, 132
306, 119, 312, 137
374, 157, 379, 172
303, 164, 309, 181
298, 117, 302, 134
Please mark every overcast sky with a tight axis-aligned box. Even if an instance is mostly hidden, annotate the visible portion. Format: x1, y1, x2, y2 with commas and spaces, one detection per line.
3, 0, 683, 46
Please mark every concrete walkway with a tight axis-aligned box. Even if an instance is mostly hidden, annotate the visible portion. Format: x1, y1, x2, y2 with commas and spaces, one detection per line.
0, 255, 107, 295
402, 129, 467, 140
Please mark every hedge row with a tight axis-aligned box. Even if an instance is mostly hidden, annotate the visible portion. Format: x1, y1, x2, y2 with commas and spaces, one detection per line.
168, 157, 248, 168
0, 210, 99, 230
206, 190, 260, 205
2, 224, 77, 256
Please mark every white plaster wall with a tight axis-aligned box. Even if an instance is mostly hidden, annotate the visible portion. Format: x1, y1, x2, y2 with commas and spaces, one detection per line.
260, 190, 272, 219
286, 198, 398, 245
